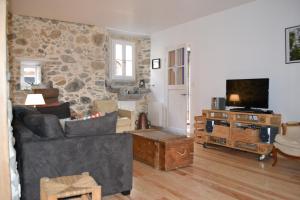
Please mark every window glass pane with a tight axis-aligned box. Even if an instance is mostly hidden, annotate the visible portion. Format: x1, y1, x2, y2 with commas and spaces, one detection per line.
23, 67, 38, 85
168, 68, 175, 85
24, 67, 36, 75
20, 61, 42, 90
126, 45, 132, 61
115, 44, 123, 60
115, 60, 123, 76
176, 67, 184, 85
24, 77, 35, 85
176, 48, 184, 66
168, 50, 175, 67
111, 40, 135, 80
126, 61, 132, 76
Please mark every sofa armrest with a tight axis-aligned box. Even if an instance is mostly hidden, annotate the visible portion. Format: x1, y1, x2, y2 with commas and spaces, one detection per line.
19, 133, 132, 200
119, 109, 135, 130
282, 122, 300, 137
118, 109, 133, 119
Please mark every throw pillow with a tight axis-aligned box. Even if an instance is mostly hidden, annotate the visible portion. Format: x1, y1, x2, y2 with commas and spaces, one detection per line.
37, 102, 71, 119
23, 114, 65, 139
13, 106, 41, 122
64, 111, 118, 137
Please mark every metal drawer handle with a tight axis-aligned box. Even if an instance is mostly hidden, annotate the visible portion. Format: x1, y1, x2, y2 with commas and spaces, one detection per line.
176, 149, 187, 156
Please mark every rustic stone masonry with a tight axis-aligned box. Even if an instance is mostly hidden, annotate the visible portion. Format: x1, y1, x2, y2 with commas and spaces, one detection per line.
8, 14, 151, 116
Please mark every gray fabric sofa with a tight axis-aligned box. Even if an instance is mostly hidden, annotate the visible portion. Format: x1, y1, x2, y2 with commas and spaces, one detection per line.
13, 106, 133, 200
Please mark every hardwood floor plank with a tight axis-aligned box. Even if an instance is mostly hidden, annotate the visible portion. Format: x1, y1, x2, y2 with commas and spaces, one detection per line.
104, 140, 300, 200
192, 148, 300, 199
179, 164, 289, 200
196, 146, 300, 185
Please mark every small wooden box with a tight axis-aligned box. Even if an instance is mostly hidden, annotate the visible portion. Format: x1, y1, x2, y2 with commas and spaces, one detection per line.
132, 131, 194, 171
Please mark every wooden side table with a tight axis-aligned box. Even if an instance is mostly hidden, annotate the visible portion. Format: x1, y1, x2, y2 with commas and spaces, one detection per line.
40, 172, 101, 200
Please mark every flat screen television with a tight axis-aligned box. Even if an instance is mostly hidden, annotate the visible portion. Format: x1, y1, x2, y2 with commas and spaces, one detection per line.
226, 78, 269, 110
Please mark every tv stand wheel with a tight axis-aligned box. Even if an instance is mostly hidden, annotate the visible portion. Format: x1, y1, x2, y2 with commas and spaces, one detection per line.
258, 154, 267, 161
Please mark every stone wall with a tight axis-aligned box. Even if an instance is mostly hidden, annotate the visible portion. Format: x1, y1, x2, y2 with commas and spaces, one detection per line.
8, 14, 151, 115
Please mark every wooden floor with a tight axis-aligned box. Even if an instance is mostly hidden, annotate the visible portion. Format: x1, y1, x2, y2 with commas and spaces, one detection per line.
104, 143, 300, 200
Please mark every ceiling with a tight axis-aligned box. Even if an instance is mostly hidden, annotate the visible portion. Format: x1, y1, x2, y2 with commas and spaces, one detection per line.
9, 0, 255, 35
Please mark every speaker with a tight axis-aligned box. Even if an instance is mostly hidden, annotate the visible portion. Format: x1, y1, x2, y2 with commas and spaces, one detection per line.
211, 97, 226, 110
206, 120, 214, 133
259, 126, 279, 143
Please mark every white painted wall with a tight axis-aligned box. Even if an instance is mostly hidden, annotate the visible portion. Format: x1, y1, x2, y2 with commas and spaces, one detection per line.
150, 0, 300, 128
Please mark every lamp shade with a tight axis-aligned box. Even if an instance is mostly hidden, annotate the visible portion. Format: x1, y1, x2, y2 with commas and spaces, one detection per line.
25, 94, 45, 106
229, 94, 240, 102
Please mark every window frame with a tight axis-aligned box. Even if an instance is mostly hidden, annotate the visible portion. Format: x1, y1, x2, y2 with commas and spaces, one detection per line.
110, 39, 136, 81
20, 60, 42, 90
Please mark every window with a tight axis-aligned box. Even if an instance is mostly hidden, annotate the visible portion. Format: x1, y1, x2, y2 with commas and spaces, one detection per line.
111, 40, 135, 81
20, 60, 42, 90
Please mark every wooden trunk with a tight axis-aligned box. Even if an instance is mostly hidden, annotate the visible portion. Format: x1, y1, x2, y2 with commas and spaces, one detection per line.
132, 131, 194, 171
159, 137, 194, 171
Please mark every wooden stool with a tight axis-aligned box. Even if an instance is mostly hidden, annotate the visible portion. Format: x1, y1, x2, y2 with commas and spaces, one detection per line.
40, 172, 101, 200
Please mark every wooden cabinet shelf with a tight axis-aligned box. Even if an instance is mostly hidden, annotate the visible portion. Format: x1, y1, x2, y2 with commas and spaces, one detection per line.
194, 110, 281, 157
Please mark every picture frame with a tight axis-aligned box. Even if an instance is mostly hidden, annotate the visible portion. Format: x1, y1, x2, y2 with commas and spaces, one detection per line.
285, 25, 300, 64
139, 79, 145, 88
152, 58, 161, 69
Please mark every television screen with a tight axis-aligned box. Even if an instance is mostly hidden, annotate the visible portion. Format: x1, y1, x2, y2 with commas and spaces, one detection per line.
226, 78, 269, 109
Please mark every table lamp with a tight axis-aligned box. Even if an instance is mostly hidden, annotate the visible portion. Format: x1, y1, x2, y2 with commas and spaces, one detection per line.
229, 94, 240, 105
25, 94, 45, 108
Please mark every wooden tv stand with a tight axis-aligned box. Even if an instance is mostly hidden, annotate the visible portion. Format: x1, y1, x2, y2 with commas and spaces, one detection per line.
194, 109, 281, 160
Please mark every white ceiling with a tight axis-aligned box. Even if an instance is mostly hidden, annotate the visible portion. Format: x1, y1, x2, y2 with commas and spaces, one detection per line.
9, 0, 254, 35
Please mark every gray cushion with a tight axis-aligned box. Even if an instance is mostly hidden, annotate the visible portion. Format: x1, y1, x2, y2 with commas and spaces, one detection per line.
37, 102, 71, 119
23, 114, 64, 139
13, 106, 41, 122
65, 111, 118, 137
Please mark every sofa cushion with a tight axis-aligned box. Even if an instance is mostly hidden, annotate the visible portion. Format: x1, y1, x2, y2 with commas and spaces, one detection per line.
274, 142, 300, 157
116, 117, 132, 133
65, 111, 118, 137
117, 117, 131, 127
23, 114, 64, 139
283, 125, 300, 139
275, 134, 300, 149
13, 120, 41, 142
37, 102, 71, 119
13, 106, 41, 122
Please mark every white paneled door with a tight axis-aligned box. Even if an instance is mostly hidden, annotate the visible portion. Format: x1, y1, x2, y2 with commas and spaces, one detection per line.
167, 46, 189, 135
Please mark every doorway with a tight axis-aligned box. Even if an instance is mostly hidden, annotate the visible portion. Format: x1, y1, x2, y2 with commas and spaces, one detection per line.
166, 45, 191, 135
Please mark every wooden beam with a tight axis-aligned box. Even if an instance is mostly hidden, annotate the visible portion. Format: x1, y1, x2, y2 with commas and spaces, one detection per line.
0, 0, 12, 199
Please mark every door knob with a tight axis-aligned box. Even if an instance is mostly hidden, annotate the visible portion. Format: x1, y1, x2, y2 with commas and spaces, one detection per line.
180, 94, 187, 96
